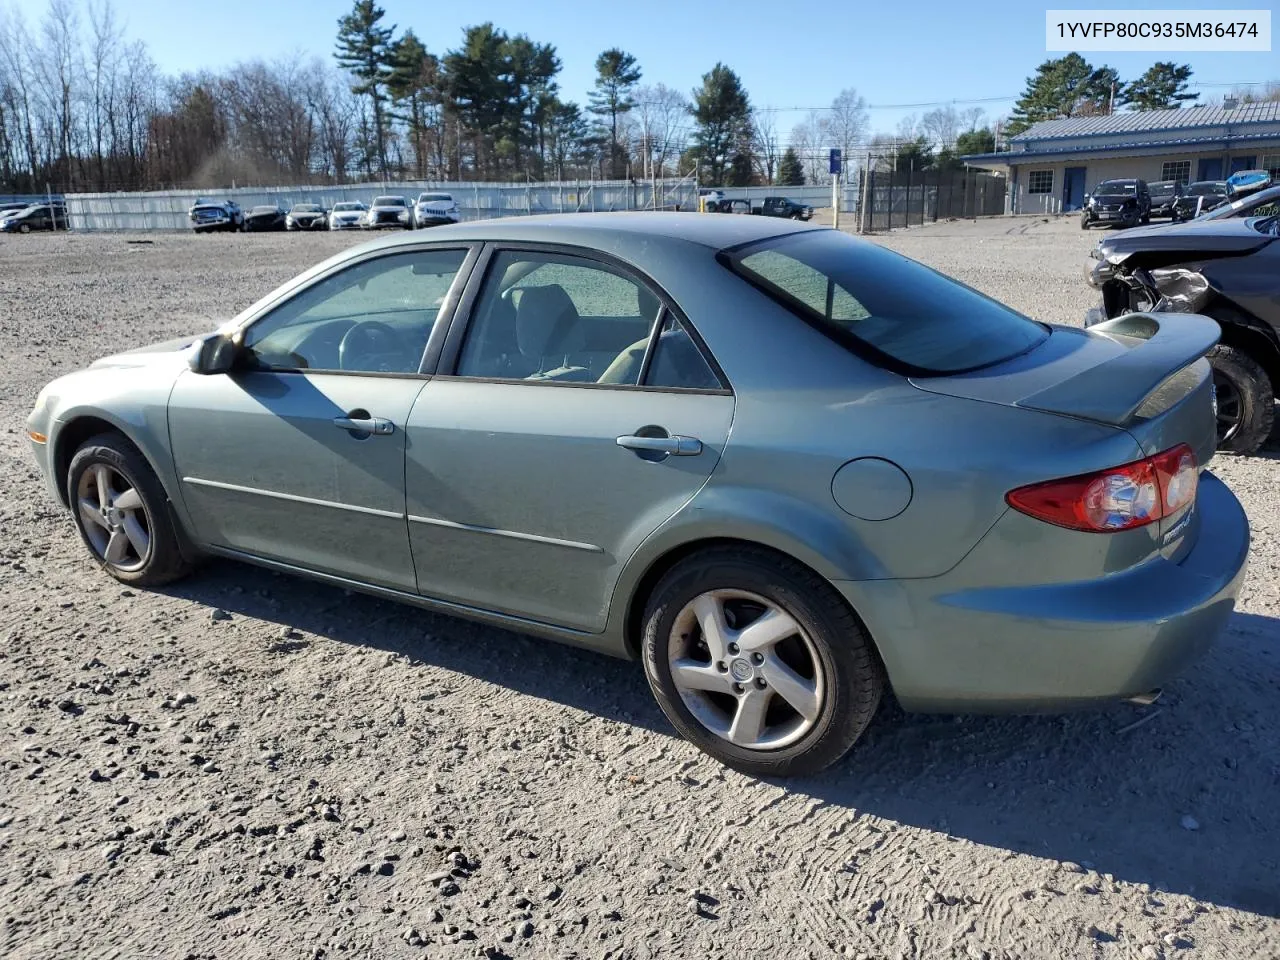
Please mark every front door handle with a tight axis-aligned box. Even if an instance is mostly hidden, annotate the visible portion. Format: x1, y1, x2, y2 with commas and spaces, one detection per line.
616, 433, 702, 456
333, 416, 395, 436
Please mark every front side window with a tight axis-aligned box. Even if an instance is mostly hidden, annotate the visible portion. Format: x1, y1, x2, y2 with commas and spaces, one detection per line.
244, 249, 468, 374
726, 230, 1047, 375
1027, 170, 1053, 194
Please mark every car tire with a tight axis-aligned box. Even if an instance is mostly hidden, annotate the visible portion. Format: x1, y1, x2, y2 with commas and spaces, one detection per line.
1080, 218, 1089, 230
1208, 344, 1274, 455
18, 223, 30, 234
640, 546, 884, 777
66, 433, 193, 587
1141, 212, 1150, 225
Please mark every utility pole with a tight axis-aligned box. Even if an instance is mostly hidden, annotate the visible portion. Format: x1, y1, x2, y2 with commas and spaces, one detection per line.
832, 170, 840, 230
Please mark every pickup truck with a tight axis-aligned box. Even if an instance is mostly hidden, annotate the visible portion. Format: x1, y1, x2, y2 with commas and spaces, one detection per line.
756, 196, 814, 220
705, 195, 815, 220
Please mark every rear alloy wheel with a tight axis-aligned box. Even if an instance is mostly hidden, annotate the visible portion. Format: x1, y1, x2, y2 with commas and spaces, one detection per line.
1208, 344, 1274, 454
67, 433, 192, 586
641, 547, 883, 776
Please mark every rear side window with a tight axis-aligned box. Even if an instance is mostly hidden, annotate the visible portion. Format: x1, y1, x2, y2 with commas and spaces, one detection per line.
724, 231, 1047, 375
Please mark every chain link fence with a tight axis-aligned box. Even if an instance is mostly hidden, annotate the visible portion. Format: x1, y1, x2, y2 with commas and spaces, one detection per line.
64, 178, 702, 232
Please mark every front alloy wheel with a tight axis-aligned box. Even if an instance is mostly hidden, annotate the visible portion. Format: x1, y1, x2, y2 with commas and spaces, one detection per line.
77, 463, 151, 571
67, 433, 193, 586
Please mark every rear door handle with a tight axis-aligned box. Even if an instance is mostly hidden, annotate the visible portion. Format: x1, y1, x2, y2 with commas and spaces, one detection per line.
616, 434, 702, 456
333, 416, 395, 436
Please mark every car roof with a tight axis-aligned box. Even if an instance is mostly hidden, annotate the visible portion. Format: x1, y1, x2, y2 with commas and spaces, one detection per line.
356, 211, 818, 253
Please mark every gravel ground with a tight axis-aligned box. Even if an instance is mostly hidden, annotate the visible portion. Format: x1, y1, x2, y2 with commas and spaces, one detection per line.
1, 218, 1278, 960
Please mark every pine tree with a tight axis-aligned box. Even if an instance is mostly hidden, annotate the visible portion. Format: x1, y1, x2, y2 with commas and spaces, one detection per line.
335, 0, 396, 176
777, 147, 804, 186
1122, 62, 1197, 111
587, 49, 641, 179
388, 31, 442, 179
1005, 54, 1119, 135
690, 63, 752, 185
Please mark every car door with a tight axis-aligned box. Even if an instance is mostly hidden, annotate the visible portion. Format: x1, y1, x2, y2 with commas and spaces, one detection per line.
404, 246, 735, 632
169, 244, 476, 592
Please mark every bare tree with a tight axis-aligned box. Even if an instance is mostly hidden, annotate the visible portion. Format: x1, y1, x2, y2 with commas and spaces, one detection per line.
632, 83, 688, 178
751, 108, 779, 184
84, 0, 122, 189
819, 88, 867, 180
36, 0, 81, 187
788, 111, 827, 185
920, 105, 960, 151
0, 9, 42, 186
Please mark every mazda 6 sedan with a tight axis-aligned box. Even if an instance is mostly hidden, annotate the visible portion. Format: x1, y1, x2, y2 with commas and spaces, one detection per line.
27, 213, 1249, 776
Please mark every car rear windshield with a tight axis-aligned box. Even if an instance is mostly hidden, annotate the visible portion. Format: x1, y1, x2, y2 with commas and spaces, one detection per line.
293, 204, 321, 212
1188, 183, 1224, 196
723, 230, 1048, 375
333, 203, 363, 211
419, 194, 452, 202
374, 196, 406, 206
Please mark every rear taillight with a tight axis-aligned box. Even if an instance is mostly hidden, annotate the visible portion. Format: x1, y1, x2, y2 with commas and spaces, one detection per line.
1006, 443, 1197, 533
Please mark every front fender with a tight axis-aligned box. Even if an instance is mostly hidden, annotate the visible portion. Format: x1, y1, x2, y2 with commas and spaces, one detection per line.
42, 365, 184, 515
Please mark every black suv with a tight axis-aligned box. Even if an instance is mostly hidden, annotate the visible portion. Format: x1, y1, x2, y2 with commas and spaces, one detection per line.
1081, 179, 1150, 229
1146, 180, 1185, 219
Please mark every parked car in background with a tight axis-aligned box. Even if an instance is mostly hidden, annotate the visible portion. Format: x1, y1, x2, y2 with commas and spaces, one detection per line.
1171, 181, 1231, 222
755, 197, 814, 220
1085, 214, 1280, 453
188, 198, 243, 233
1147, 180, 1185, 219
243, 203, 289, 232
366, 195, 411, 229
26, 213, 1248, 777
413, 192, 460, 228
0, 200, 32, 217
1, 202, 69, 233
1081, 179, 1151, 229
1198, 184, 1280, 221
328, 201, 367, 230
286, 203, 328, 231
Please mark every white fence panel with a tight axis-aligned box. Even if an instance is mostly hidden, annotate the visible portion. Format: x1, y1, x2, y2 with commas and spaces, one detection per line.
65, 178, 704, 232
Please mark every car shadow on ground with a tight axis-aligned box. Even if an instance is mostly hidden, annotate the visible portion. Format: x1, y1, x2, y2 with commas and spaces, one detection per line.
167, 560, 1280, 919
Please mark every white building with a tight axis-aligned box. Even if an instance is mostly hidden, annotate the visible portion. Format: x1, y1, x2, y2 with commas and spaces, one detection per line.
962, 100, 1280, 215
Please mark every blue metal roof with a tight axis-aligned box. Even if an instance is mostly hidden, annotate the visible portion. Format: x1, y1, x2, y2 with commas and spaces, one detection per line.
962, 130, 1280, 164
1011, 100, 1280, 142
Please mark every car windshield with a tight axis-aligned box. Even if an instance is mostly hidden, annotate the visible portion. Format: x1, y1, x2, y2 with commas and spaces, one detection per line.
292, 204, 321, 213
418, 193, 451, 202
251, 206, 278, 214
1149, 182, 1178, 196
1094, 182, 1136, 196
1188, 183, 1223, 196
374, 196, 405, 206
333, 202, 364, 211
725, 230, 1048, 375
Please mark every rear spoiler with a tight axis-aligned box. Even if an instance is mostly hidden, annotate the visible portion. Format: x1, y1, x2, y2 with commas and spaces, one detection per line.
1020, 313, 1220, 426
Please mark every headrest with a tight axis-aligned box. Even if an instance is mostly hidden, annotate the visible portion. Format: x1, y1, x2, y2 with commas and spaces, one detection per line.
515, 285, 582, 359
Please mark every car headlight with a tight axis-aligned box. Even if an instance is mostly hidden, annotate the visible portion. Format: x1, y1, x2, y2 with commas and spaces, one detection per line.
398, 210, 408, 220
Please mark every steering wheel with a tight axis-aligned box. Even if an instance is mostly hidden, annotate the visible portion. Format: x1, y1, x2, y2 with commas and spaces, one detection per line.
338, 320, 408, 372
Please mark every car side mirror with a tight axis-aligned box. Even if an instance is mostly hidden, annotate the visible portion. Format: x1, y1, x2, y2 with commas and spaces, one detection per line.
187, 333, 238, 375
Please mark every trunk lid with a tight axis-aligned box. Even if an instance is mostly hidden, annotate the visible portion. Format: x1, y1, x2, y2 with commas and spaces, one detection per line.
911, 312, 1219, 464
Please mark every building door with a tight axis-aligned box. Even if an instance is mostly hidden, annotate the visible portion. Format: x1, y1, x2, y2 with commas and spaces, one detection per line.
1198, 158, 1223, 181
1230, 156, 1257, 174
1062, 167, 1087, 211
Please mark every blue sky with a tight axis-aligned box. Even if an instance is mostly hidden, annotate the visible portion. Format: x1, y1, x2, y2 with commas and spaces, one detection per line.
24, 0, 1278, 137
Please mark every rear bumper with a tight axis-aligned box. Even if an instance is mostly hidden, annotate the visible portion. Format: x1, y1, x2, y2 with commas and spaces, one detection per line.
836, 471, 1248, 712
